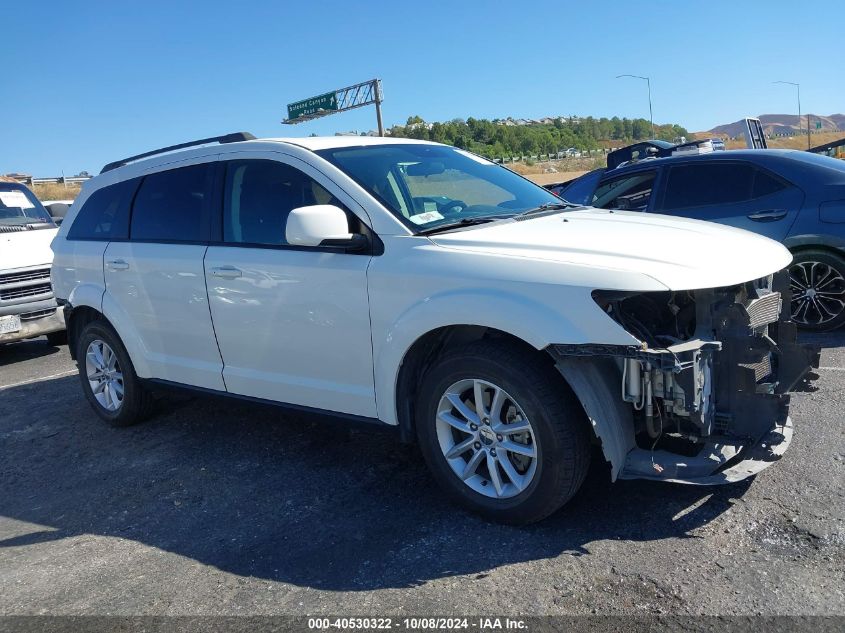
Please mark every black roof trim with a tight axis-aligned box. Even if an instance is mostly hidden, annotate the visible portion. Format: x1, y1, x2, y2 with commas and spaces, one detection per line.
100, 132, 256, 174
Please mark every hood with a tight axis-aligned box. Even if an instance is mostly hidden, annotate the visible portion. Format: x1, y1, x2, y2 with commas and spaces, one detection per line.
429, 209, 792, 291
0, 228, 58, 271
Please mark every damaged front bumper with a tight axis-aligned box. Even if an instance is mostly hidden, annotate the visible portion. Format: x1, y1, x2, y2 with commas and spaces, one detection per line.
550, 270, 818, 485
619, 416, 793, 484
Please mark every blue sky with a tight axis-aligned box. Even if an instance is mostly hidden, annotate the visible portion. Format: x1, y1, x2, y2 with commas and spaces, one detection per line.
3, 0, 843, 175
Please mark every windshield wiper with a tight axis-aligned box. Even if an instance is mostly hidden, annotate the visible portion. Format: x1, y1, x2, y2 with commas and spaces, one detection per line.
418, 217, 501, 236
513, 201, 579, 220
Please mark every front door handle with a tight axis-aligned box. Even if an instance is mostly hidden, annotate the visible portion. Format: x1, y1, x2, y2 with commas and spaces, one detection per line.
210, 266, 242, 280
106, 259, 130, 271
747, 209, 787, 222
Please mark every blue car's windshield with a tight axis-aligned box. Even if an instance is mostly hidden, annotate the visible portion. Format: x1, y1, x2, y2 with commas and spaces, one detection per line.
316, 144, 561, 231
0, 185, 53, 227
560, 169, 605, 206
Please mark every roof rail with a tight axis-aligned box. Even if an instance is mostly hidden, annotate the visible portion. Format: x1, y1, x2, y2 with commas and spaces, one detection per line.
100, 132, 256, 174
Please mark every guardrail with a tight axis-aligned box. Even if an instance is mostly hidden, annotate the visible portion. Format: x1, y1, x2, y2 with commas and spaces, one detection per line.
6, 175, 92, 186
492, 147, 614, 164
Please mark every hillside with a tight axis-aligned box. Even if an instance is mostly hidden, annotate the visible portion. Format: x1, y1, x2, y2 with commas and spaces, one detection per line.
389, 115, 691, 160
709, 114, 844, 137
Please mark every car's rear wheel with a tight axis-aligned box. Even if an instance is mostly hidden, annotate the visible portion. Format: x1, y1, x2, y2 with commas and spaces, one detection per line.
415, 340, 590, 524
789, 249, 845, 331
76, 321, 154, 426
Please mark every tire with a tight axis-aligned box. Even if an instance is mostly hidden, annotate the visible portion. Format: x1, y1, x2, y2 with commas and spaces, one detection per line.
75, 320, 155, 427
789, 249, 845, 332
415, 339, 590, 524
46, 330, 68, 346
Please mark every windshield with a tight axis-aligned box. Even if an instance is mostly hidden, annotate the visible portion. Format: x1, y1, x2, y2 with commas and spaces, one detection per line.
316, 144, 561, 231
560, 169, 605, 206
0, 185, 53, 227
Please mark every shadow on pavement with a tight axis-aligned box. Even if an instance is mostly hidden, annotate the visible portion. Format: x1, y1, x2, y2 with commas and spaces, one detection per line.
1, 373, 752, 591
0, 338, 60, 368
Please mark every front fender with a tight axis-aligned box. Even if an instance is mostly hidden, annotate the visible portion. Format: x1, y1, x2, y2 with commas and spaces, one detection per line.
372, 287, 638, 425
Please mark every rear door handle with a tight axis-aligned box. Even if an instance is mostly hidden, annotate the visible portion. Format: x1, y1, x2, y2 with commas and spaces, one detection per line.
210, 266, 242, 280
105, 259, 130, 271
747, 209, 787, 222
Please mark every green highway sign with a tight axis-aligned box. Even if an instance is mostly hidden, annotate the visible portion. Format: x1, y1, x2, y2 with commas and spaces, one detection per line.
816, 120, 822, 129
286, 92, 338, 121
282, 79, 383, 135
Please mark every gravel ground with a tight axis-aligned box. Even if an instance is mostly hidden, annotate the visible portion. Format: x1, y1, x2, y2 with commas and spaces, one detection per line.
0, 334, 843, 617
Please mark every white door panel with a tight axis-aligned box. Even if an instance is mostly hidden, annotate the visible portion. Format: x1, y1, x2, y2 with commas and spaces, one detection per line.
103, 242, 225, 390
204, 246, 376, 417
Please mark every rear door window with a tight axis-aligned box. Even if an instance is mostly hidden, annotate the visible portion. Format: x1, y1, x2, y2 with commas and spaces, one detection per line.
752, 169, 787, 198
592, 171, 657, 211
67, 179, 138, 240
130, 164, 215, 242
661, 162, 791, 210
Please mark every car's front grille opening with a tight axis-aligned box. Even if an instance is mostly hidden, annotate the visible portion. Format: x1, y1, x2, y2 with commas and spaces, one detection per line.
740, 353, 774, 383
0, 283, 53, 301
20, 308, 57, 321
0, 268, 51, 285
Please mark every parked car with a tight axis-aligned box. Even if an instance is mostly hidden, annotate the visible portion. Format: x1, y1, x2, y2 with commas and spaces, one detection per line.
553, 148, 845, 331
52, 134, 815, 524
809, 137, 845, 161
41, 199, 75, 226
0, 181, 67, 346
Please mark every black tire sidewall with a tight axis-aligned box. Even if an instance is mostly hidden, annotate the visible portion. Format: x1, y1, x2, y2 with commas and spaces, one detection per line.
790, 249, 845, 332
416, 344, 587, 523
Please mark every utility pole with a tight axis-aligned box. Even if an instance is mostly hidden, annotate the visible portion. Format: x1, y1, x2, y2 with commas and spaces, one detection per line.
616, 75, 654, 139
773, 81, 807, 148
807, 114, 812, 149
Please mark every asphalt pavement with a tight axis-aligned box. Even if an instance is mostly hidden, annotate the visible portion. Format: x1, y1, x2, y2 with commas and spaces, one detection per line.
0, 333, 843, 616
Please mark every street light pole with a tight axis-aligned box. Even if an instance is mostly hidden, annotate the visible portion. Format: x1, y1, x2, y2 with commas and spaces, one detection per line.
773, 80, 807, 149
616, 74, 655, 139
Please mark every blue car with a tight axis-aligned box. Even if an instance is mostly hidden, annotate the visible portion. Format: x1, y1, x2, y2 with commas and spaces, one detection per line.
553, 148, 845, 331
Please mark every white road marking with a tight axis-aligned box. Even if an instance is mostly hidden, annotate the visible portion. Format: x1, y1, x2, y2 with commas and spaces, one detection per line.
817, 366, 845, 371
0, 369, 78, 391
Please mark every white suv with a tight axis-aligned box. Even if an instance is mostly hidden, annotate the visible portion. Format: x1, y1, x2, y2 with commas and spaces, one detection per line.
51, 133, 816, 523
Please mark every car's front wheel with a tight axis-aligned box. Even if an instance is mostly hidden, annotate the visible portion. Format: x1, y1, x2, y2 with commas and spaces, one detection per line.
415, 340, 590, 524
76, 320, 154, 426
789, 249, 845, 331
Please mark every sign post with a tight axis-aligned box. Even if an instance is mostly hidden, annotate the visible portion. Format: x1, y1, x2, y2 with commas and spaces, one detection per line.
283, 79, 384, 136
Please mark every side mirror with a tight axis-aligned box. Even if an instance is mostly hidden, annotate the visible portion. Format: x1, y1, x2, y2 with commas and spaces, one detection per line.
286, 204, 368, 251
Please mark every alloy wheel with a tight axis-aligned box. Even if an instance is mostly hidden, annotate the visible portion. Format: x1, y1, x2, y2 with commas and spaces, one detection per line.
789, 260, 845, 327
85, 339, 125, 412
435, 378, 538, 499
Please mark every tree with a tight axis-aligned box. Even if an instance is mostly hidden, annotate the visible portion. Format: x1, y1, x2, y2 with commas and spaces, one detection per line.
383, 113, 689, 158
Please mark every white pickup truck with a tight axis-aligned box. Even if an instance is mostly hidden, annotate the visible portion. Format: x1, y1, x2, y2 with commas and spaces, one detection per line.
0, 181, 66, 345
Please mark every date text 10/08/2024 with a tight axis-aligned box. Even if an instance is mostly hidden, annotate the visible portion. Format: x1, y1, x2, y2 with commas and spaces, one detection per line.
307, 617, 528, 630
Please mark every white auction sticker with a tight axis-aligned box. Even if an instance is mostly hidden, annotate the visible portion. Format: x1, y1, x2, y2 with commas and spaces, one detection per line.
409, 210, 444, 225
